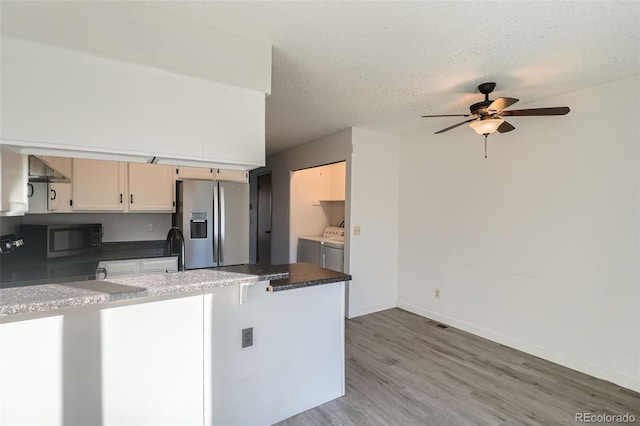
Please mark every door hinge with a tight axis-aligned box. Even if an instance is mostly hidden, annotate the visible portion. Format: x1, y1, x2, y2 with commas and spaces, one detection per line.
69, 199, 73, 206
176, 168, 179, 175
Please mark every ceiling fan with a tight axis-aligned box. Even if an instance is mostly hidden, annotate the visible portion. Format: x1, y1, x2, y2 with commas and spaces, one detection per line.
422, 82, 570, 157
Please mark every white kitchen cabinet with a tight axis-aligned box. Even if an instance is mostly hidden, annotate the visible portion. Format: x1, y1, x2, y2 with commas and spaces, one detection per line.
0, 150, 28, 216
319, 162, 346, 201
139, 257, 178, 274
97, 257, 178, 278
27, 182, 73, 213
47, 182, 73, 212
214, 168, 249, 183
101, 295, 204, 426
26, 182, 49, 214
176, 166, 214, 180
72, 160, 174, 212
97, 260, 139, 278
41, 157, 73, 212
39, 156, 72, 178
127, 163, 174, 212
72, 159, 126, 211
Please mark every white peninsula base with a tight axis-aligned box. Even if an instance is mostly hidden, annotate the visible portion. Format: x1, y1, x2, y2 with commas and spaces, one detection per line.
0, 280, 346, 426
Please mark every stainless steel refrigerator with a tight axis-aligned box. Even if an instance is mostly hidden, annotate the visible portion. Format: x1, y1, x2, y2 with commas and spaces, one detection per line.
174, 179, 249, 269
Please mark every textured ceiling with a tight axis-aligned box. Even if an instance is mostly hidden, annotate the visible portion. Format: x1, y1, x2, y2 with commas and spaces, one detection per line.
4, 1, 640, 155
150, 1, 640, 154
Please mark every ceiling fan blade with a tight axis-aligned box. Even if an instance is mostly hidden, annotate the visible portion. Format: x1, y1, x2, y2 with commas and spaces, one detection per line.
422, 114, 473, 118
488, 97, 519, 113
434, 118, 477, 134
500, 107, 570, 117
497, 121, 515, 133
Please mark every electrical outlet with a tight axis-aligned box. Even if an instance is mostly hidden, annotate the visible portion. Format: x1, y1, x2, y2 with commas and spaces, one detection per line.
242, 327, 253, 348
146, 223, 154, 232
353, 226, 361, 236
435, 289, 440, 299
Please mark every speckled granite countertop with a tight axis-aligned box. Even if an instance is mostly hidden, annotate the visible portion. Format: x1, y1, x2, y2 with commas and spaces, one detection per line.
0, 270, 257, 317
214, 263, 352, 292
0, 263, 352, 318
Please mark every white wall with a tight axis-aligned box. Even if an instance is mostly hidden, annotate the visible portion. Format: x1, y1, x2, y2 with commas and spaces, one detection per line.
266, 129, 353, 265
397, 75, 640, 392
1, 37, 266, 170
349, 128, 400, 317
0, 1, 272, 94
264, 127, 400, 318
22, 213, 171, 242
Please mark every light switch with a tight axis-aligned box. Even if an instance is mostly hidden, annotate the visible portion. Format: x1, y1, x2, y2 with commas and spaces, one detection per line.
353, 226, 361, 236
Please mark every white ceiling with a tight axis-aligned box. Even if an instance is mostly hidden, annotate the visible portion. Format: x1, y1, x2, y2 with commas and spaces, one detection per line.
150, 1, 640, 154
4, 1, 640, 155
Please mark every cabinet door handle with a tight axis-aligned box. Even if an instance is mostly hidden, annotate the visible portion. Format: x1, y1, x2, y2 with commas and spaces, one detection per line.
50, 189, 57, 200
27, 183, 34, 198
120, 194, 123, 204
130, 194, 134, 204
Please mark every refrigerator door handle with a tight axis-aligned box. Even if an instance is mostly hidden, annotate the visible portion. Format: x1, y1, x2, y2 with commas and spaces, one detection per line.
213, 185, 219, 264
219, 186, 225, 263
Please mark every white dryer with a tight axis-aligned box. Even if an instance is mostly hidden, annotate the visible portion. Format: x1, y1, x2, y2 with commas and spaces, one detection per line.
298, 227, 345, 272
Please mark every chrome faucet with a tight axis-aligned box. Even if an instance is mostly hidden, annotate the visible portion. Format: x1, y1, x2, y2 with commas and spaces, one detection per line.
165, 226, 186, 271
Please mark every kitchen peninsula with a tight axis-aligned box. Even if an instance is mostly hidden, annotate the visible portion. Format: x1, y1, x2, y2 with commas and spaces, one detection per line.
0, 263, 351, 426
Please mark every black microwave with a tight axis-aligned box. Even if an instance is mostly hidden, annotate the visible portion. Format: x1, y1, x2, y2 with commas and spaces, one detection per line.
19, 224, 102, 259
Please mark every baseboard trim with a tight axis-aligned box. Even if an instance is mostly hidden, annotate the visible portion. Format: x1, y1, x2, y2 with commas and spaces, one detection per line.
397, 301, 640, 393
348, 301, 397, 319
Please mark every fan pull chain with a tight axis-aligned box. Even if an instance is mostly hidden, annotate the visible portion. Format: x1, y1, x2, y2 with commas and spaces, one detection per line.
484, 135, 488, 159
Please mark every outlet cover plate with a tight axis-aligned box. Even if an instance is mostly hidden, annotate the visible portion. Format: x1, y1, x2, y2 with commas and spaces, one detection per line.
242, 327, 253, 348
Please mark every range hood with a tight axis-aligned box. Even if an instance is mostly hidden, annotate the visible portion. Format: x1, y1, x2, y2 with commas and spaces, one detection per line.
28, 156, 70, 183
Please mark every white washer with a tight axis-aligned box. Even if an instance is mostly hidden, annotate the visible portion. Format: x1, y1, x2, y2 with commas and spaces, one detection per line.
321, 239, 344, 272
298, 227, 345, 272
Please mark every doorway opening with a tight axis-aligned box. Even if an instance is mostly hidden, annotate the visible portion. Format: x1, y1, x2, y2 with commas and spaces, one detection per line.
289, 161, 346, 269
256, 173, 272, 264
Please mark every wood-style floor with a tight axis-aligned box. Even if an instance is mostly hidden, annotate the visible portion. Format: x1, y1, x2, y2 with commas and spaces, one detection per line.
277, 308, 640, 426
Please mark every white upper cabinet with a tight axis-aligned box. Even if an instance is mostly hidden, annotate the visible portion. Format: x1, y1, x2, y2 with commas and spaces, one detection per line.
72, 159, 126, 211
71, 159, 175, 212
48, 182, 73, 212
319, 162, 346, 201
40, 156, 72, 178
214, 169, 249, 184
0, 150, 28, 216
127, 163, 174, 212
41, 156, 73, 212
176, 166, 215, 180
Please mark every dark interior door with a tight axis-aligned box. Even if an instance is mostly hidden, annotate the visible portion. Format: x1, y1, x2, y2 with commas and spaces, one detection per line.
256, 173, 272, 264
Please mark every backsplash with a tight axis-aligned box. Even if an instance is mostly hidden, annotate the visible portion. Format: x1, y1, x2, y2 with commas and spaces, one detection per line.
0, 216, 23, 236
20, 213, 172, 242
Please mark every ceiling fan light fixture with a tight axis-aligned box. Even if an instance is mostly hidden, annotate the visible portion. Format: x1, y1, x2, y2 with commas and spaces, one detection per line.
469, 118, 504, 135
